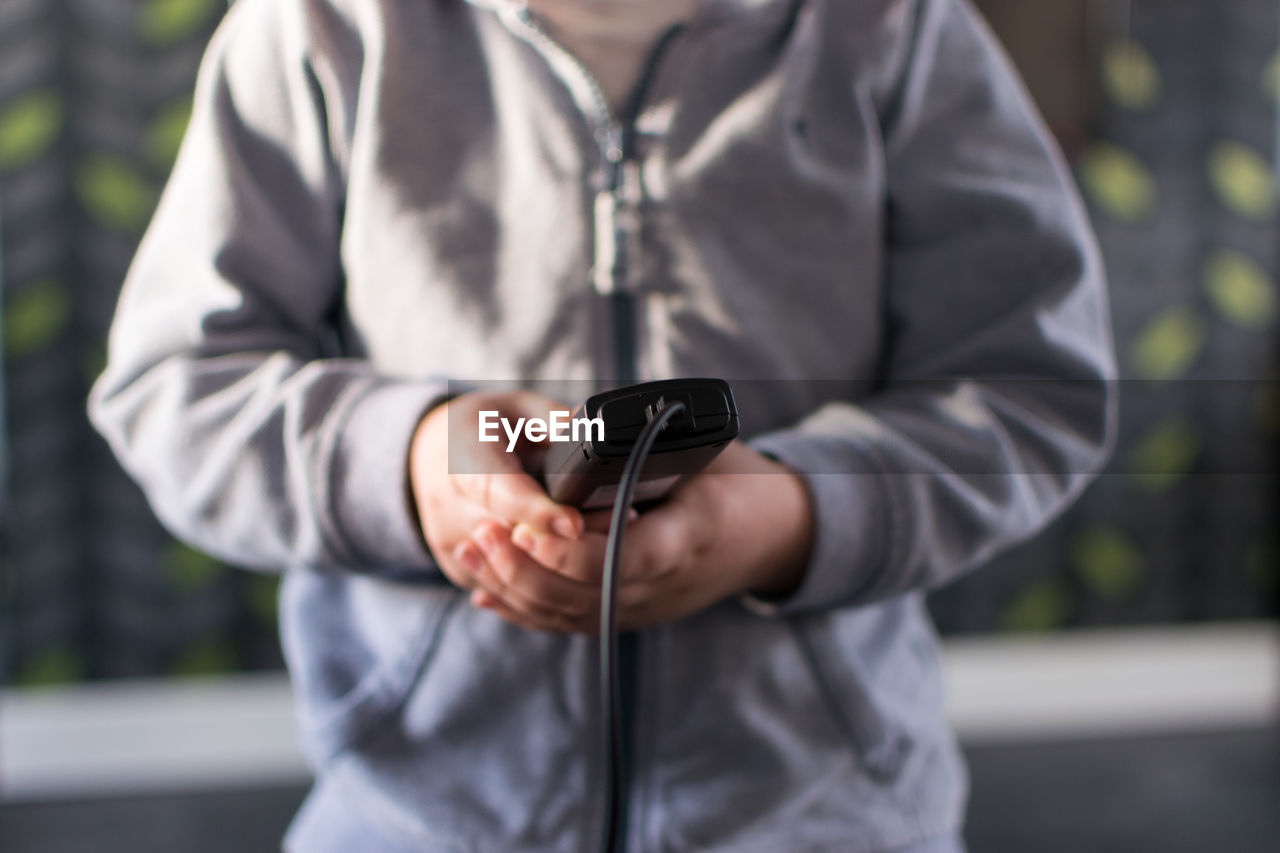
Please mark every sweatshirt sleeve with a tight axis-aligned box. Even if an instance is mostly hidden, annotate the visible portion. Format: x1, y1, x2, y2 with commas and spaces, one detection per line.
88, 0, 447, 576
747, 0, 1118, 614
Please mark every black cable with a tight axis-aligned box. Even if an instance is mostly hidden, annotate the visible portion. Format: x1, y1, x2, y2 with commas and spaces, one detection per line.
599, 400, 687, 853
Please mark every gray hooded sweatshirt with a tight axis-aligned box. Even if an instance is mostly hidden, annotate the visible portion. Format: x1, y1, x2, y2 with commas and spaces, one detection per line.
89, 0, 1116, 850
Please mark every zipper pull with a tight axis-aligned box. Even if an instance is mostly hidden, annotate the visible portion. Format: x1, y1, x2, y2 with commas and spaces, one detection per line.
600, 123, 624, 167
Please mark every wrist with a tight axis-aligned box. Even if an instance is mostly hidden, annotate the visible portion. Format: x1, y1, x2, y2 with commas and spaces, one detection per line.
408, 399, 451, 534
743, 466, 813, 599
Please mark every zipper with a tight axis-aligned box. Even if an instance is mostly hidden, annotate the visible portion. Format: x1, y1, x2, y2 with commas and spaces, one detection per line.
507, 1, 682, 383
503, 8, 684, 852
591, 127, 640, 385
592, 33, 684, 853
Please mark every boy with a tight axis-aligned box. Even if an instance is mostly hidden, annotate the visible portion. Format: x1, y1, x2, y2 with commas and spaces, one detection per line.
91, 0, 1115, 850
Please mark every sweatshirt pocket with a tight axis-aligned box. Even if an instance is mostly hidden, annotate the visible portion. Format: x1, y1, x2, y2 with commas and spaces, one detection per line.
789, 613, 913, 782
281, 570, 464, 763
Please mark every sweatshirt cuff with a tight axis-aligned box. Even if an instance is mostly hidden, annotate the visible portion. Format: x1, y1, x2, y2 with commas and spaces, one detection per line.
743, 430, 891, 616
327, 380, 452, 572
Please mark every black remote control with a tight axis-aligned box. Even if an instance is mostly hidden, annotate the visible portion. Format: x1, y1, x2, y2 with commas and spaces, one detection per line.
542, 378, 739, 509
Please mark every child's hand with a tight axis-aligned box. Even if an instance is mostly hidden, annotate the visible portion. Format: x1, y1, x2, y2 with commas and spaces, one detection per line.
472, 441, 814, 632
410, 390, 603, 626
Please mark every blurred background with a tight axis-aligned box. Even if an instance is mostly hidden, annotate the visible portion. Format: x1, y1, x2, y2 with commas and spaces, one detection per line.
1, 0, 1277, 851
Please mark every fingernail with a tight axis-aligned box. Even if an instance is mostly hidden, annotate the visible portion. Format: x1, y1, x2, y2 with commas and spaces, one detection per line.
455, 544, 481, 572
472, 526, 497, 553
511, 524, 538, 551
552, 516, 580, 540
471, 589, 490, 608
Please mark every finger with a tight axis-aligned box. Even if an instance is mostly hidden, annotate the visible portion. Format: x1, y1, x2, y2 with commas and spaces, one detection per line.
582, 508, 637, 535
613, 579, 704, 632
453, 542, 509, 601
471, 589, 582, 635
472, 523, 601, 618
438, 542, 482, 592
509, 523, 610, 584
508, 509, 637, 583
614, 572, 684, 613
454, 468, 584, 540
455, 540, 585, 625
615, 599, 678, 633
616, 506, 693, 583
